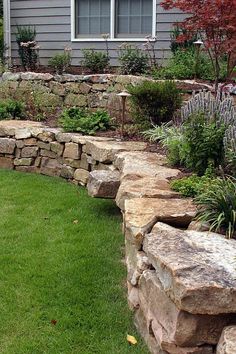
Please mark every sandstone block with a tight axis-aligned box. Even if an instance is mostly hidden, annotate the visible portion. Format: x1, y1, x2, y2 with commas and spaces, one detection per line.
116, 176, 179, 210
79, 153, 89, 170
50, 141, 64, 156
15, 166, 39, 174
143, 223, 236, 315
60, 165, 74, 179
24, 138, 37, 146
216, 326, 236, 354
37, 141, 51, 150
124, 198, 196, 249
64, 143, 81, 160
21, 146, 38, 158
14, 158, 33, 166
0, 138, 15, 154
139, 270, 235, 347
20, 72, 53, 81
37, 130, 55, 142
87, 170, 120, 199
34, 156, 41, 167
86, 140, 147, 163
49, 82, 66, 96
0, 157, 14, 169
74, 169, 90, 184
58, 157, 81, 169
16, 140, 24, 148
55, 132, 72, 143
15, 128, 32, 140
79, 82, 91, 94
40, 149, 57, 159
40, 157, 62, 177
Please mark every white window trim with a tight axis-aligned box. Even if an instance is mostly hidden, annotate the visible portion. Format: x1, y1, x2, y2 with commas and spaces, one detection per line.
71, 0, 157, 42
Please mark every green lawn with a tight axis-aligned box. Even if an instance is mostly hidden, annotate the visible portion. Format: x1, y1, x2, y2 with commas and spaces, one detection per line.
0, 170, 148, 354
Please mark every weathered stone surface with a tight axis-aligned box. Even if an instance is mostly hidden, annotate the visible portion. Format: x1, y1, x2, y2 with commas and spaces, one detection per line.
37, 141, 51, 150
143, 223, 236, 315
86, 140, 147, 163
114, 151, 179, 179
87, 170, 120, 198
74, 169, 90, 184
37, 130, 55, 142
50, 141, 64, 156
58, 157, 81, 169
21, 72, 53, 81
40, 149, 57, 159
15, 166, 39, 174
24, 138, 37, 146
49, 82, 66, 96
216, 326, 236, 354
55, 132, 72, 143
0, 157, 13, 169
64, 142, 81, 160
64, 93, 87, 106
0, 138, 15, 154
14, 158, 32, 166
15, 128, 32, 139
60, 165, 74, 179
21, 146, 38, 158
116, 176, 179, 210
139, 270, 235, 347
124, 198, 196, 249
2, 72, 20, 81
16, 140, 24, 148
79, 82, 91, 94
40, 157, 62, 177
79, 153, 89, 170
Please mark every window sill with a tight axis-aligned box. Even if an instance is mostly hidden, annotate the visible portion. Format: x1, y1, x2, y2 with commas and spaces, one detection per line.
71, 37, 155, 42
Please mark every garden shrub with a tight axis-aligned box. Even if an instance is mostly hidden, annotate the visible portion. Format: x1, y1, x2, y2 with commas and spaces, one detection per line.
195, 176, 236, 238
128, 81, 182, 127
59, 107, 111, 135
0, 99, 25, 120
81, 49, 109, 73
49, 48, 72, 74
16, 25, 39, 71
118, 44, 149, 75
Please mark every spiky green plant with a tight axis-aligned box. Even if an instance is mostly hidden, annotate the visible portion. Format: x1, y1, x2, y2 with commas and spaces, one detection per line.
195, 177, 236, 238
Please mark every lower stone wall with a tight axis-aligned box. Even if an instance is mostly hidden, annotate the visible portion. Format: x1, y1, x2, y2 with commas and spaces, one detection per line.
0, 120, 236, 354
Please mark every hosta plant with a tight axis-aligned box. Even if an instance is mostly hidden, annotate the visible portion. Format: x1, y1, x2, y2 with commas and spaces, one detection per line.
195, 177, 236, 238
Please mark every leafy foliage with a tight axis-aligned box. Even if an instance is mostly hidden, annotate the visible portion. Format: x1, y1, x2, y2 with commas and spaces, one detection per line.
170, 25, 197, 53
59, 107, 111, 135
81, 49, 110, 73
48, 49, 72, 74
128, 81, 182, 126
0, 99, 25, 120
118, 44, 149, 75
195, 177, 236, 238
16, 25, 39, 71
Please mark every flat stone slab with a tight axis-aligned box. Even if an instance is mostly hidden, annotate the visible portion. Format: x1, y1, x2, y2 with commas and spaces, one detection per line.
116, 176, 179, 210
143, 223, 236, 315
0, 120, 43, 137
124, 198, 196, 249
85, 140, 147, 163
114, 151, 180, 179
216, 326, 236, 354
87, 170, 120, 199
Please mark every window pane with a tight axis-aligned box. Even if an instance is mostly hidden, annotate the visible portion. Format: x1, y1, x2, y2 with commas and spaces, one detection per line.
76, 0, 110, 37
115, 0, 152, 37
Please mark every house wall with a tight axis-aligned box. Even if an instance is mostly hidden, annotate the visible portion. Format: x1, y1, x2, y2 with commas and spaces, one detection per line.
9, 0, 185, 66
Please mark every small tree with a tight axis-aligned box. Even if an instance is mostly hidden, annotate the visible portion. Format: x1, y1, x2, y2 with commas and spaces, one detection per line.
161, 0, 236, 87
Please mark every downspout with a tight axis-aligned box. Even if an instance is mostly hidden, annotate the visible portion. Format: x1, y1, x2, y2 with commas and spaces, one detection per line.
3, 0, 11, 66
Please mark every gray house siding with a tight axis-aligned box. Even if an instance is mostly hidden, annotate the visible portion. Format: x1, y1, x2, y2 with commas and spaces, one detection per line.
9, 0, 185, 66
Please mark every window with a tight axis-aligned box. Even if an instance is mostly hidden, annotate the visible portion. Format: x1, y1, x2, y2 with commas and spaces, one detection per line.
72, 0, 156, 40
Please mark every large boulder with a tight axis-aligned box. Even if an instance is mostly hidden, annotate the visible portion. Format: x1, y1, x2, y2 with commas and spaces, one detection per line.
124, 198, 196, 249
116, 176, 179, 210
143, 223, 236, 315
85, 140, 147, 163
216, 326, 236, 354
87, 170, 120, 199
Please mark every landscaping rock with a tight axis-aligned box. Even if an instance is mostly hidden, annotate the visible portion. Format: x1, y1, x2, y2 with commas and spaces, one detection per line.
139, 270, 235, 347
216, 326, 236, 354
63, 143, 81, 160
15, 128, 31, 140
0, 138, 15, 154
60, 165, 74, 179
74, 169, 90, 185
40, 157, 62, 177
21, 72, 53, 81
143, 223, 236, 315
21, 146, 38, 158
15, 166, 39, 174
87, 170, 120, 198
2, 72, 20, 81
50, 141, 64, 156
55, 132, 72, 143
0, 157, 13, 169
14, 158, 33, 166
86, 140, 147, 163
124, 198, 196, 249
24, 138, 37, 146
64, 93, 87, 106
114, 151, 179, 179
116, 176, 179, 210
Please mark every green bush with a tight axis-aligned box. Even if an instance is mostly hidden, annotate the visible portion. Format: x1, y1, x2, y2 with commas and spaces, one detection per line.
16, 25, 39, 71
59, 107, 111, 135
128, 81, 182, 127
171, 172, 215, 198
118, 44, 149, 75
0, 99, 25, 120
195, 177, 236, 238
153, 49, 227, 81
48, 49, 72, 74
183, 113, 226, 175
81, 49, 109, 73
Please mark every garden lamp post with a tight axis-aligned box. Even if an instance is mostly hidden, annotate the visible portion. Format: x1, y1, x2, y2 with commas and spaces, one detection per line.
117, 91, 131, 138
194, 39, 203, 80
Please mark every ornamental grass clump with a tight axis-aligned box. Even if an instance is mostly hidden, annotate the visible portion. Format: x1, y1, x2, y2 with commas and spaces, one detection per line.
16, 25, 39, 71
195, 177, 236, 238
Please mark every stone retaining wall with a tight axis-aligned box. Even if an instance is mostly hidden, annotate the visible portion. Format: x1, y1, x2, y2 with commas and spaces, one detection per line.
0, 120, 236, 354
